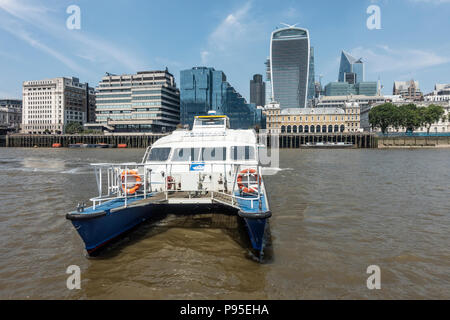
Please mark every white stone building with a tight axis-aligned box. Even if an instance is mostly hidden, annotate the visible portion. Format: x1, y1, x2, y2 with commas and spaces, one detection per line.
361, 101, 450, 133
424, 84, 450, 103
0, 99, 22, 132
22, 77, 95, 134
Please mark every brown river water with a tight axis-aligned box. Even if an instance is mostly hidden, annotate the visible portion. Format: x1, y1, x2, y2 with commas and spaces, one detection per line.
0, 148, 449, 299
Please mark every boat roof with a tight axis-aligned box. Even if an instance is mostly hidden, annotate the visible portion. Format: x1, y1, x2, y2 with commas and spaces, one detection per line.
152, 128, 256, 148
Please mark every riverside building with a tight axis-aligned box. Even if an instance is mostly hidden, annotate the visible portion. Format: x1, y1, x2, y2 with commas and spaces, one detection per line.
361, 100, 450, 133
22, 77, 95, 134
424, 84, 450, 103
265, 103, 361, 134
95, 70, 180, 133
0, 99, 22, 132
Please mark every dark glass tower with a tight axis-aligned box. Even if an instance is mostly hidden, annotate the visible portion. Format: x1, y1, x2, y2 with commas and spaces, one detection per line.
180, 67, 265, 129
270, 27, 310, 108
250, 74, 266, 107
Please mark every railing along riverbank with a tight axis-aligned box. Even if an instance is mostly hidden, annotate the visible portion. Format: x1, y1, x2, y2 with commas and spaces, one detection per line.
3, 133, 168, 148
3, 132, 378, 148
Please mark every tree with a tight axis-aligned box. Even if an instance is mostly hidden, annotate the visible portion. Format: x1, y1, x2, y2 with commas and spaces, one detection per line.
65, 122, 83, 134
421, 104, 445, 134
369, 103, 397, 134
398, 104, 422, 133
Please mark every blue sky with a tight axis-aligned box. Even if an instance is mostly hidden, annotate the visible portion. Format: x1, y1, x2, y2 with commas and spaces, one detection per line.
1, 0, 450, 100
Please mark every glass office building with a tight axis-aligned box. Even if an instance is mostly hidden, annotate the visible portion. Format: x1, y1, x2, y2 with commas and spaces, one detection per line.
338, 51, 364, 84
324, 81, 378, 96
250, 74, 266, 107
270, 27, 310, 108
308, 47, 315, 101
180, 67, 265, 129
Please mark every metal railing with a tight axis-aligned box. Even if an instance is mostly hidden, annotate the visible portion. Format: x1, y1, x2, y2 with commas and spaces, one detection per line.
90, 163, 151, 210
88, 160, 267, 212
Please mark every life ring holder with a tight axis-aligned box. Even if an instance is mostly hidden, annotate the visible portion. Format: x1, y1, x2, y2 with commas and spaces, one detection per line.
121, 170, 142, 195
237, 168, 260, 194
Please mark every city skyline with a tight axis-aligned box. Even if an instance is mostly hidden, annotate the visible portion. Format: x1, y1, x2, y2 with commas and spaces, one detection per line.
1, 0, 450, 101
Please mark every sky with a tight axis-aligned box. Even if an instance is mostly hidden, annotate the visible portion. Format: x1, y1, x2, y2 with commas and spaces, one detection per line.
1, 0, 450, 100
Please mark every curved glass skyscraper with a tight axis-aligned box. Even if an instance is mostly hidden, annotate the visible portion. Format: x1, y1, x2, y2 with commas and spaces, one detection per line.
270, 27, 310, 108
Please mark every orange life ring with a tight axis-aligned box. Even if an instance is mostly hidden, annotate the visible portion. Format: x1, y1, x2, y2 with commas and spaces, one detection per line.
237, 169, 260, 194
121, 170, 142, 194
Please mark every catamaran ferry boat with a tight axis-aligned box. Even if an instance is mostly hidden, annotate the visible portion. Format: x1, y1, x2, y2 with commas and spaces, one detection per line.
66, 114, 271, 261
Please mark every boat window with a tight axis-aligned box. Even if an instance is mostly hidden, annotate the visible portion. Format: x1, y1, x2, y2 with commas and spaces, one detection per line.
201, 147, 226, 161
231, 146, 255, 161
172, 148, 200, 161
148, 147, 171, 161
194, 118, 225, 127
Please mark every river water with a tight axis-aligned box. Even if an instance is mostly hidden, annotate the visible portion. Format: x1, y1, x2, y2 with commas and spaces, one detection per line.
0, 148, 449, 299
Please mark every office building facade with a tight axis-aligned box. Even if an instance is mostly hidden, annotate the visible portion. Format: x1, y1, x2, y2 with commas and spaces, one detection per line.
0, 99, 22, 132
265, 104, 361, 134
324, 81, 378, 96
424, 84, 450, 102
95, 70, 180, 133
22, 77, 95, 134
339, 51, 364, 84
250, 74, 266, 107
270, 26, 310, 108
393, 80, 423, 101
308, 47, 316, 101
180, 67, 264, 129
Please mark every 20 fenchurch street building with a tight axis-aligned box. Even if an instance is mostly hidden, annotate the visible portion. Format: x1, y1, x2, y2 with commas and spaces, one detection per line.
270, 26, 310, 109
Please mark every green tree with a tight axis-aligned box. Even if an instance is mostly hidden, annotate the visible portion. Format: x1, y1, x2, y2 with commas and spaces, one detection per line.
369, 103, 396, 134
398, 104, 422, 133
421, 104, 445, 134
65, 122, 83, 134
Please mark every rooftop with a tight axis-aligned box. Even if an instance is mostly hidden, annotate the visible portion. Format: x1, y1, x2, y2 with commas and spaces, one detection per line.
281, 107, 345, 115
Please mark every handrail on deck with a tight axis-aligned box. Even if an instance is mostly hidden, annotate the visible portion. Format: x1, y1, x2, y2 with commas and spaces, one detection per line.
88, 160, 268, 212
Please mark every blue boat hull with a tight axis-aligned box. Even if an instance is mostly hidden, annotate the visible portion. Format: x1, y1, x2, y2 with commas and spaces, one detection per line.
67, 196, 270, 258
243, 217, 267, 253
67, 197, 151, 254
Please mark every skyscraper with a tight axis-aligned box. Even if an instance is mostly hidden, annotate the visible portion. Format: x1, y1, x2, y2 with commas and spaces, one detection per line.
180, 67, 264, 129
250, 74, 266, 107
270, 26, 310, 108
338, 51, 364, 84
308, 47, 315, 101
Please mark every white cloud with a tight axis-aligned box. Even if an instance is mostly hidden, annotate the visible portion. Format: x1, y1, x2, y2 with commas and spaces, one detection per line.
200, 51, 210, 64
0, 18, 89, 74
0, 0, 145, 73
207, 1, 253, 52
349, 45, 450, 74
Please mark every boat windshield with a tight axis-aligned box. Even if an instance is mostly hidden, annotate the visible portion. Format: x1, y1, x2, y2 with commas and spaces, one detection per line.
194, 118, 225, 127
172, 148, 201, 161
201, 147, 226, 161
230, 146, 255, 160
148, 147, 171, 161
